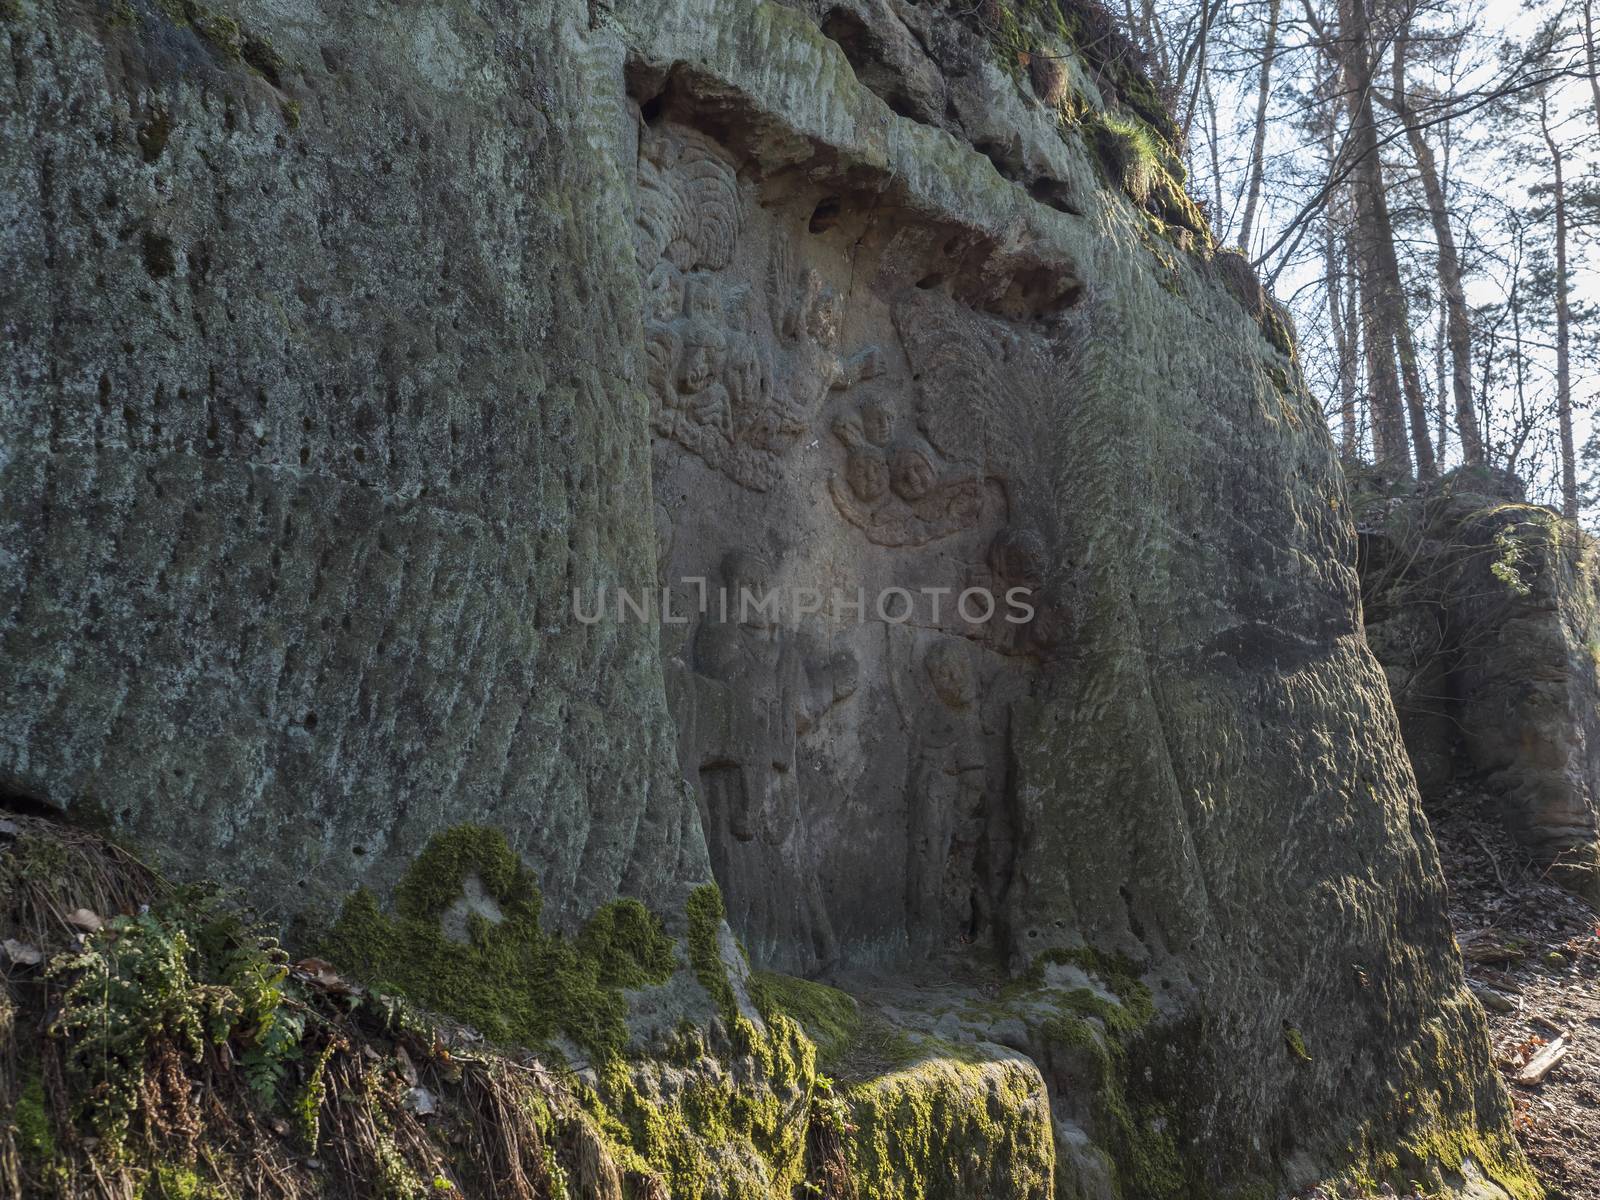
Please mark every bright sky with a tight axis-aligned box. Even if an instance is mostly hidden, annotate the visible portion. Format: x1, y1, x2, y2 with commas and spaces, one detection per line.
1208, 0, 1599, 515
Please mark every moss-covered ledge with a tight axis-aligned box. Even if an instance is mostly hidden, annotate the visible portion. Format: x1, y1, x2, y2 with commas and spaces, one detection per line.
315, 829, 1064, 1199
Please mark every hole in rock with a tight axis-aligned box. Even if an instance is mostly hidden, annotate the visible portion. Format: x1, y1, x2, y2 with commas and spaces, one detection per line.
974, 139, 1023, 180
820, 7, 931, 124
809, 197, 843, 234
0, 787, 60, 819
1029, 177, 1084, 216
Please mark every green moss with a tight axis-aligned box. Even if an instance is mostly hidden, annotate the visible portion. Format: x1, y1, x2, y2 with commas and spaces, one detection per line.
322, 856, 804, 1196
1034, 1011, 1190, 1200
986, 1, 1179, 141
1400, 1119, 1543, 1200
840, 1053, 1055, 1200
685, 883, 737, 1022
1012, 945, 1155, 1027
1260, 300, 1295, 357
748, 970, 860, 1070
16, 1070, 57, 1166
973, 0, 1214, 254
570, 1009, 818, 1200
320, 826, 675, 1057
138, 1163, 223, 1200
394, 824, 530, 921
579, 898, 678, 989
189, 7, 241, 59
1282, 1022, 1312, 1063
1011, 950, 1204, 1200
1330, 1008, 1544, 1200
241, 31, 284, 86
8, 830, 70, 884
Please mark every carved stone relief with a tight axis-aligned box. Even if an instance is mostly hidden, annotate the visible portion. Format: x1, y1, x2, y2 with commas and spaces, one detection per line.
827, 398, 990, 547
640, 112, 1077, 974
637, 127, 883, 493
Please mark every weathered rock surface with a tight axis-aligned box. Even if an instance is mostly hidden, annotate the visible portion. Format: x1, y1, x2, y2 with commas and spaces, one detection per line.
0, 0, 1536, 1195
0, 0, 705, 926
1361, 468, 1600, 900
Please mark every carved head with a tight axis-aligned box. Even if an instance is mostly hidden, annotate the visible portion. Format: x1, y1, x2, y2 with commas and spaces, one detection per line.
988, 528, 1047, 589
678, 324, 726, 395
890, 446, 937, 502
860, 400, 895, 447
845, 449, 890, 503
721, 549, 777, 627
645, 261, 685, 322
682, 276, 722, 323
924, 639, 975, 709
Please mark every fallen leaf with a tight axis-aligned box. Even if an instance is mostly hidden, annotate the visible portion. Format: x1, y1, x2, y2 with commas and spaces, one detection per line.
293, 957, 354, 992
2, 938, 43, 966
66, 908, 104, 933
402, 1086, 436, 1116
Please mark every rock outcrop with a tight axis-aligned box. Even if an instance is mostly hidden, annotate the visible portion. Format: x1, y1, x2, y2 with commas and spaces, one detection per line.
0, 0, 1537, 1196
1361, 467, 1600, 900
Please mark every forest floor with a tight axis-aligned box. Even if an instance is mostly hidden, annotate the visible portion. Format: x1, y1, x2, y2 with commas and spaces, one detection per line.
1432, 788, 1600, 1199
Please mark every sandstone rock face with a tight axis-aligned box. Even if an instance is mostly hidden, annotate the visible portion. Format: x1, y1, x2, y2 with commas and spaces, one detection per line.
0, 0, 1532, 1195
1362, 468, 1600, 898
0, 0, 706, 925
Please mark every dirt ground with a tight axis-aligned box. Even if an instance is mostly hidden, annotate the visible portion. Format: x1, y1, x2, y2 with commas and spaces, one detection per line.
1431, 789, 1600, 1199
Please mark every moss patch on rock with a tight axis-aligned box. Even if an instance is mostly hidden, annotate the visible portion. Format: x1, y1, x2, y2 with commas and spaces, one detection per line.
975, 0, 1214, 252
579, 1012, 819, 1200
840, 1052, 1055, 1200
749, 970, 861, 1071
686, 882, 738, 1022
319, 825, 677, 1056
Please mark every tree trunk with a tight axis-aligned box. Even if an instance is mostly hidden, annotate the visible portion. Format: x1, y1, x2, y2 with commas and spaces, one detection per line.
1385, 229, 1438, 479
1325, 207, 1358, 457
1337, 0, 1413, 478
1204, 72, 1224, 223
1237, 0, 1282, 254
1357, 248, 1407, 473
1539, 94, 1577, 517
1585, 0, 1600, 138
1508, 258, 1528, 476
1140, 0, 1171, 90
1390, 35, 1482, 463
1346, 241, 1364, 454
1436, 293, 1448, 462
1178, 0, 1227, 143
